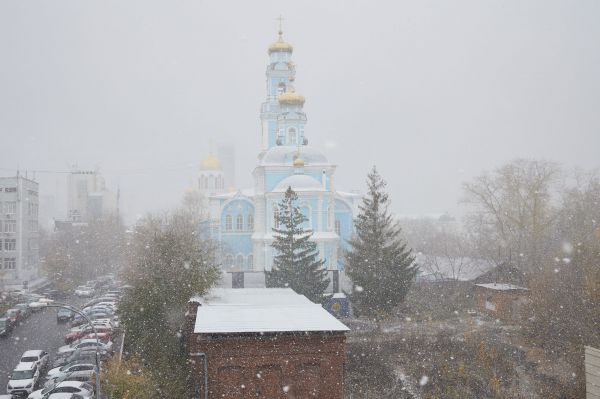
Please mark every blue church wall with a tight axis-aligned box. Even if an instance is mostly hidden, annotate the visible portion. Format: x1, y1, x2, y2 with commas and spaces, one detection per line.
221, 199, 255, 233
268, 121, 278, 148
334, 199, 353, 250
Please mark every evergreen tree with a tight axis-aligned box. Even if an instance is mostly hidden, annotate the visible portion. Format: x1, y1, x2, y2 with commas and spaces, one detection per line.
266, 186, 330, 303
346, 167, 418, 323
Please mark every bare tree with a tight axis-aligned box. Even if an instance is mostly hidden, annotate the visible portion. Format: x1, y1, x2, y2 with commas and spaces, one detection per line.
462, 159, 561, 275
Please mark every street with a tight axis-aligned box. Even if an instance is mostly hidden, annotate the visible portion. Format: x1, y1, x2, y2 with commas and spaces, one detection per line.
0, 296, 85, 394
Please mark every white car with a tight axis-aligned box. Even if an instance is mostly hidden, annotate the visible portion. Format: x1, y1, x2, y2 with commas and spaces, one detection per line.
28, 301, 48, 311
30, 381, 94, 399
47, 393, 86, 399
7, 362, 41, 395
46, 363, 96, 381
57, 339, 113, 355
74, 287, 93, 297
20, 350, 49, 370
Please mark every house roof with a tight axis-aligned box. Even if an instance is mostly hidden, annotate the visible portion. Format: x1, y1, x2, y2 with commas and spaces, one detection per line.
475, 283, 528, 291
191, 288, 349, 334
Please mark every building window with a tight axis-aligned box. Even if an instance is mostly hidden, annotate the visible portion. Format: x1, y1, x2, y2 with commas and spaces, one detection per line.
208, 175, 215, 189
247, 254, 253, 269
4, 201, 16, 216
288, 128, 297, 145
273, 207, 280, 229
247, 215, 254, 231
4, 187, 16, 193
277, 82, 286, 95
236, 215, 244, 231
5, 220, 16, 233
235, 254, 244, 269
29, 221, 38, 232
4, 239, 16, 251
225, 215, 232, 231
224, 254, 233, 267
335, 220, 341, 235
3, 257, 16, 270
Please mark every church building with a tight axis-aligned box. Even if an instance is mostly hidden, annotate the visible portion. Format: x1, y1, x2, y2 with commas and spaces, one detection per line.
199, 28, 360, 289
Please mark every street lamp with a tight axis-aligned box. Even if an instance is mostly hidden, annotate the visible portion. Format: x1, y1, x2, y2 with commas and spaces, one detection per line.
44, 302, 102, 399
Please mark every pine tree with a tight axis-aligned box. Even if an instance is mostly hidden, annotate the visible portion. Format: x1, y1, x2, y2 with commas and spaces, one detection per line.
266, 186, 330, 303
346, 167, 418, 324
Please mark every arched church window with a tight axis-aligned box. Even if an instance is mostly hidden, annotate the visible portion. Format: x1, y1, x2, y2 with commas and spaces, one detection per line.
335, 220, 341, 235
225, 215, 232, 231
208, 175, 215, 189
247, 215, 254, 231
235, 254, 244, 269
288, 128, 297, 145
247, 254, 253, 269
224, 254, 233, 267
236, 215, 244, 231
273, 207, 280, 229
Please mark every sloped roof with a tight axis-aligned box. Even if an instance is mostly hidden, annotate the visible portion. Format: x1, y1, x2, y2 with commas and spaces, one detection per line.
192, 288, 349, 334
273, 174, 324, 192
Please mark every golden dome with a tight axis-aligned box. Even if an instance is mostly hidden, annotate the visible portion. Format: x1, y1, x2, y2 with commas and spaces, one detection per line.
200, 154, 222, 171
293, 157, 305, 167
268, 32, 293, 54
278, 89, 305, 106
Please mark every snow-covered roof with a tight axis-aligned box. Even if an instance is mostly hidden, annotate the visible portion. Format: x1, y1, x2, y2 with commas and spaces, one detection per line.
192, 288, 349, 334
210, 188, 255, 200
260, 145, 328, 166
475, 283, 528, 291
273, 174, 324, 193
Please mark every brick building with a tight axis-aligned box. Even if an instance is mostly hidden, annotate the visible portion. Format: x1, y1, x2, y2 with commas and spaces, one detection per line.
475, 283, 529, 322
185, 288, 349, 398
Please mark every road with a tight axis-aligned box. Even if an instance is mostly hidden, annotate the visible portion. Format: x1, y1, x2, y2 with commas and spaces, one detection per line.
0, 296, 85, 395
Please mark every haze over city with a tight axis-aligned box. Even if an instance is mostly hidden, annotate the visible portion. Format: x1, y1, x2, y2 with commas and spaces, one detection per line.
1, 0, 599, 223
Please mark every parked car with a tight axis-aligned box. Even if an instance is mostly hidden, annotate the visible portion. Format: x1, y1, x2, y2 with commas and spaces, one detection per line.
51, 350, 97, 369
19, 350, 49, 370
5, 308, 23, 325
65, 326, 112, 344
57, 338, 113, 356
29, 380, 94, 399
46, 393, 86, 399
0, 317, 13, 337
7, 362, 41, 396
28, 301, 48, 312
74, 287, 93, 297
45, 363, 96, 382
57, 308, 74, 323
14, 303, 31, 318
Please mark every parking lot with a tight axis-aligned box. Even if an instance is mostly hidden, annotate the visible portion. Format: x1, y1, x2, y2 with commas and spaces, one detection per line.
0, 286, 123, 397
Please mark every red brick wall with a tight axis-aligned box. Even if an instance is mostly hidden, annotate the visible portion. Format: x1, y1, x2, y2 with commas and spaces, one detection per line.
188, 332, 346, 398
476, 287, 529, 322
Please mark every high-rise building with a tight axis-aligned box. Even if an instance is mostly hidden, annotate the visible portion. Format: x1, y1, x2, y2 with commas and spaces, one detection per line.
217, 144, 236, 190
0, 174, 39, 287
67, 168, 116, 222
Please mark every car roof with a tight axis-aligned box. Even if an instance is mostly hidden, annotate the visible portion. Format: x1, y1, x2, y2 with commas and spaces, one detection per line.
14, 361, 36, 371
22, 350, 44, 357
0, 317, 8, 321
80, 339, 100, 343
56, 380, 86, 388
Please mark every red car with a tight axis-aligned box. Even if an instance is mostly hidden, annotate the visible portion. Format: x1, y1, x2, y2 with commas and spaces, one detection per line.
5, 308, 23, 325
64, 326, 112, 344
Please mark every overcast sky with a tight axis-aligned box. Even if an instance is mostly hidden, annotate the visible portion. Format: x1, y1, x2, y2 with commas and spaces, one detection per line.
1, 0, 599, 224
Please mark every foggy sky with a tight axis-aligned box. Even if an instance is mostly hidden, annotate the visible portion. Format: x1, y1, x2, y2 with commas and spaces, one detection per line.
1, 0, 599, 225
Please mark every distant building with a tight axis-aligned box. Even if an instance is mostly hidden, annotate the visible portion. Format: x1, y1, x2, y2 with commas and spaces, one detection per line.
66, 168, 116, 222
0, 174, 40, 288
185, 288, 349, 398
474, 283, 529, 322
217, 143, 236, 190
